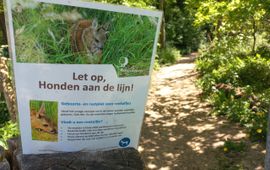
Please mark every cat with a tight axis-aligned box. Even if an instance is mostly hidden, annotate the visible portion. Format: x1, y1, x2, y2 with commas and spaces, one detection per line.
30, 103, 57, 135
70, 19, 109, 64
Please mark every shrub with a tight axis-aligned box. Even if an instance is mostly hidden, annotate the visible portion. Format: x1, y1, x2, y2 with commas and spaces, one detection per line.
157, 45, 181, 65
153, 56, 160, 70
196, 42, 270, 141
238, 55, 270, 91
0, 45, 9, 58
0, 121, 19, 149
0, 94, 9, 125
165, 5, 204, 53
256, 44, 270, 59
223, 140, 246, 153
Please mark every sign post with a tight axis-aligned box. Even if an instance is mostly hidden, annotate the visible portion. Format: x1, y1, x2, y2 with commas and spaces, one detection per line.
265, 110, 270, 169
5, 0, 162, 154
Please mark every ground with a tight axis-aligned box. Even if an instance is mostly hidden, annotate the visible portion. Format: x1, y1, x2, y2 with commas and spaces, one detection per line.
139, 54, 266, 170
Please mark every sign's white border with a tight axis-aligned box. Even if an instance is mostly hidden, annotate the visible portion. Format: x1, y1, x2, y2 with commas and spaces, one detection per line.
4, 0, 162, 154
38, 0, 162, 17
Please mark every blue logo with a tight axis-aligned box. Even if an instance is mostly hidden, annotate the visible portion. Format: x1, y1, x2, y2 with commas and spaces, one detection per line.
119, 137, 130, 147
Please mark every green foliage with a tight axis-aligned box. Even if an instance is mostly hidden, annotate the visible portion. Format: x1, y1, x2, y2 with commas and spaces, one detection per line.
197, 44, 270, 140
0, 0, 3, 12
153, 56, 160, 70
194, 0, 270, 141
0, 45, 9, 57
0, 121, 19, 149
165, 0, 203, 53
91, 0, 156, 8
97, 0, 206, 54
256, 44, 270, 59
223, 140, 246, 153
157, 45, 181, 65
0, 94, 9, 125
238, 55, 270, 91
187, 0, 269, 52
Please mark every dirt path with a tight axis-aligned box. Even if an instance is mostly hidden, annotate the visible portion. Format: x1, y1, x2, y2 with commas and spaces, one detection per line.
139, 54, 266, 170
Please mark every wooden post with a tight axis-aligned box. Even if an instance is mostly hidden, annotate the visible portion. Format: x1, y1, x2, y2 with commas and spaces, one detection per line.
159, 0, 166, 49
265, 109, 270, 170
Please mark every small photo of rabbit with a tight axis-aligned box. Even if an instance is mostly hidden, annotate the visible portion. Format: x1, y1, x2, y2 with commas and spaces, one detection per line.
12, 0, 158, 77
29, 100, 58, 142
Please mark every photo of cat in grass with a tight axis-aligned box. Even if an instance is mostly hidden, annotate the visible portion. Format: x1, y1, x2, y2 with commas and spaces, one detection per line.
11, 0, 158, 77
30, 100, 58, 142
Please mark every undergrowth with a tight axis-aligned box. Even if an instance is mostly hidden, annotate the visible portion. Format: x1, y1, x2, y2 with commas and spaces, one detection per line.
0, 121, 19, 149
196, 40, 270, 141
157, 45, 182, 65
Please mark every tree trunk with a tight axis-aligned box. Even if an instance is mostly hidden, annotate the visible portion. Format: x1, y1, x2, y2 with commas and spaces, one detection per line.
215, 18, 222, 40
214, 0, 223, 41
252, 18, 257, 54
159, 0, 166, 49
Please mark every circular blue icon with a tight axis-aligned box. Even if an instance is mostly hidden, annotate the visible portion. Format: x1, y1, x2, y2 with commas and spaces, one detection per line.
119, 137, 130, 147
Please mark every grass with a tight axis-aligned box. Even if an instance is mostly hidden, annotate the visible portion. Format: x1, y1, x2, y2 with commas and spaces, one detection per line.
12, 1, 158, 77
30, 100, 58, 125
102, 14, 157, 76
157, 45, 182, 65
30, 100, 58, 142
32, 128, 57, 142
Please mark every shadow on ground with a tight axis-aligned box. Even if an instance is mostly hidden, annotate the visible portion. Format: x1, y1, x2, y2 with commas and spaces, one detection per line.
139, 58, 265, 170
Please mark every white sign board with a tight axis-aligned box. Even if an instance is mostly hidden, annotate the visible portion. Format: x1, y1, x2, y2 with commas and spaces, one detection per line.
5, 0, 162, 154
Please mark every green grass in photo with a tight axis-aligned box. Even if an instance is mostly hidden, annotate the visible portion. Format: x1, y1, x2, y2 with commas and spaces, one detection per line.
32, 128, 57, 141
29, 100, 58, 142
12, 1, 158, 77
30, 100, 58, 124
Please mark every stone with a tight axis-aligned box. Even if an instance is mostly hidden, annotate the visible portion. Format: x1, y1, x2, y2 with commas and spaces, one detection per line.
0, 158, 10, 170
15, 148, 144, 170
7, 137, 18, 153
5, 137, 19, 169
0, 145, 5, 161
